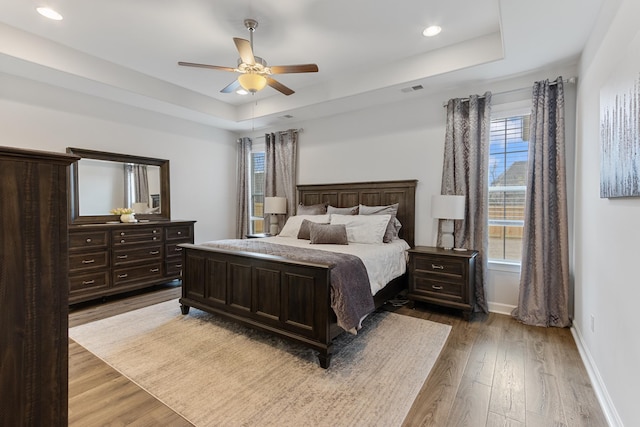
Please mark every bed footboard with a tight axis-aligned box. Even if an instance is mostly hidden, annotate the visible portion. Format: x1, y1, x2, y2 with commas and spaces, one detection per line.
178, 243, 337, 368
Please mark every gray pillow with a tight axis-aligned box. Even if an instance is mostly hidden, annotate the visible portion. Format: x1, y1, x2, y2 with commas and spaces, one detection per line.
359, 203, 401, 242
309, 223, 349, 245
297, 218, 329, 240
297, 203, 327, 215
327, 205, 359, 215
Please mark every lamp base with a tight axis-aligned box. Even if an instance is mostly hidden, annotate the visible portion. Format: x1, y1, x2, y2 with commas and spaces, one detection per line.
440, 219, 454, 250
269, 222, 279, 236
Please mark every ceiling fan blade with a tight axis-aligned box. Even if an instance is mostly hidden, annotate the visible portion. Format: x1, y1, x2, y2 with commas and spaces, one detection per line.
270, 64, 319, 74
220, 79, 241, 93
266, 77, 294, 96
233, 37, 255, 65
178, 61, 236, 72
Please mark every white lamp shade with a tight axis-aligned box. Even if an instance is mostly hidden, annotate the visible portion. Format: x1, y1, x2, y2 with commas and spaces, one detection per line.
264, 197, 287, 214
431, 195, 465, 219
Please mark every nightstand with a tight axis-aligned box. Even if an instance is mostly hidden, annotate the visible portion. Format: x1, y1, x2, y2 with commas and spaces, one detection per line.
245, 233, 271, 239
407, 246, 478, 320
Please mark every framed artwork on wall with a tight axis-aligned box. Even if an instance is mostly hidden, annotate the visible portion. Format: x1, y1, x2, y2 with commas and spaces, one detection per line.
600, 32, 640, 198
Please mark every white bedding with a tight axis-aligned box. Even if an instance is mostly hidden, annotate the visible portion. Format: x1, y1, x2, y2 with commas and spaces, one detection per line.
261, 236, 410, 296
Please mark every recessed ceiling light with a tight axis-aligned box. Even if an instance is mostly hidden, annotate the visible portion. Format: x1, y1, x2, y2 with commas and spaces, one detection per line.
36, 7, 63, 21
423, 25, 441, 37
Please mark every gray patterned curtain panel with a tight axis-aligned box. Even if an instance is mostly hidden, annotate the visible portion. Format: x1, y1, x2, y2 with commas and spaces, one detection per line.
512, 77, 571, 328
441, 92, 492, 313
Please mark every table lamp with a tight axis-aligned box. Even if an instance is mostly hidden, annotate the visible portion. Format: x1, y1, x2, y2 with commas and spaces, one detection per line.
431, 194, 465, 250
264, 197, 287, 235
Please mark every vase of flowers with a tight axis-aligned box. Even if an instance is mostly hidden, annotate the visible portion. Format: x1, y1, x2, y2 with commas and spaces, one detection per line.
110, 207, 136, 223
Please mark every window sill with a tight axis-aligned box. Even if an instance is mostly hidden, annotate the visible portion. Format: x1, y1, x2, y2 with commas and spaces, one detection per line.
488, 260, 521, 273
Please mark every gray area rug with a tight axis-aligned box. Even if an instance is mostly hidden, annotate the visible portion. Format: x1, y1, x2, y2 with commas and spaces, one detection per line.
69, 299, 451, 426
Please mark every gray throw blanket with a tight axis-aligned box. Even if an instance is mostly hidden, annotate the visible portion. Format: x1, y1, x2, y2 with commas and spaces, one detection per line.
201, 240, 375, 332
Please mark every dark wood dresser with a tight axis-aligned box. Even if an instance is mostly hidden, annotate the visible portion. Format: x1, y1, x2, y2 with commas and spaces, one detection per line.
0, 146, 79, 426
68, 220, 195, 304
407, 246, 478, 320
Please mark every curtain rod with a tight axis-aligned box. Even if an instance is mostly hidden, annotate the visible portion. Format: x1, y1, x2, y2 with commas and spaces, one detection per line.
442, 77, 577, 107
250, 128, 304, 140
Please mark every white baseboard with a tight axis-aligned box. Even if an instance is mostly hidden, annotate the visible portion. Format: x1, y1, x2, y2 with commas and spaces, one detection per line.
571, 324, 623, 427
487, 302, 516, 316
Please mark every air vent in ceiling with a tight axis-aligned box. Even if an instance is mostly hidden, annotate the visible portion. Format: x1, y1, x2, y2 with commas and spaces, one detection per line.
401, 85, 424, 93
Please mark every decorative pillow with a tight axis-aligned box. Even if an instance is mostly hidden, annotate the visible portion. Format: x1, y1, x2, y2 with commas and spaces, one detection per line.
297, 218, 330, 240
278, 214, 331, 238
359, 203, 401, 242
296, 203, 327, 215
330, 214, 391, 244
309, 223, 349, 245
327, 205, 359, 215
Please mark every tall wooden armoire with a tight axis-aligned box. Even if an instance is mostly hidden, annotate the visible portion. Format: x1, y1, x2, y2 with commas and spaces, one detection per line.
0, 146, 79, 426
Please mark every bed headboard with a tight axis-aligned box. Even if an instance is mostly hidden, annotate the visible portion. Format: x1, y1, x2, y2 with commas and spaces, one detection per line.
297, 180, 417, 248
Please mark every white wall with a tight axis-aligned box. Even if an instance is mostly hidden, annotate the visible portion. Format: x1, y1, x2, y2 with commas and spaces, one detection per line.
575, 0, 640, 425
0, 72, 238, 243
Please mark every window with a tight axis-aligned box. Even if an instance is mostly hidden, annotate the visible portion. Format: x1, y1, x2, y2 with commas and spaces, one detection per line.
249, 151, 265, 234
488, 114, 530, 263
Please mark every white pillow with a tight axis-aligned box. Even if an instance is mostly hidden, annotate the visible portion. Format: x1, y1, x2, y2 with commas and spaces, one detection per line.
330, 214, 391, 244
278, 214, 330, 238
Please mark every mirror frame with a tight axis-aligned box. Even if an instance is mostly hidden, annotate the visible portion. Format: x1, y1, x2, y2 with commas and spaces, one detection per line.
67, 147, 171, 224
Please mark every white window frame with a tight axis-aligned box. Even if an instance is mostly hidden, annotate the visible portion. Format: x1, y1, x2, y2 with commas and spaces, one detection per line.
249, 142, 265, 234
488, 102, 531, 269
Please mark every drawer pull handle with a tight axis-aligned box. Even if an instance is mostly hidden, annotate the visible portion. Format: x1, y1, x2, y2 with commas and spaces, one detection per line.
118, 273, 128, 279
120, 239, 126, 244
431, 285, 444, 290
177, 231, 182, 235
431, 264, 444, 270
82, 280, 95, 285
150, 250, 160, 255
150, 268, 159, 273
117, 255, 128, 259
153, 230, 158, 234
153, 237, 158, 241
176, 264, 182, 268
85, 238, 92, 243
120, 232, 125, 236
81, 259, 95, 264
175, 247, 182, 252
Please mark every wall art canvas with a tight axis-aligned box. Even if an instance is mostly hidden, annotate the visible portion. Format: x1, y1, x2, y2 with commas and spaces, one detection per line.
600, 32, 640, 198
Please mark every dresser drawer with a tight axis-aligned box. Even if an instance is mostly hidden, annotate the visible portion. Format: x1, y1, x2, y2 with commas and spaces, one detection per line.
113, 245, 163, 266
69, 251, 109, 272
166, 259, 184, 276
166, 225, 192, 241
69, 271, 110, 293
69, 231, 109, 250
413, 274, 464, 303
165, 242, 187, 259
413, 255, 464, 277
113, 263, 163, 286
112, 227, 163, 246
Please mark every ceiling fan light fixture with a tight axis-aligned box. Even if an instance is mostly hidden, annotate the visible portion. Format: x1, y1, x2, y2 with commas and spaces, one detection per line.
238, 73, 267, 93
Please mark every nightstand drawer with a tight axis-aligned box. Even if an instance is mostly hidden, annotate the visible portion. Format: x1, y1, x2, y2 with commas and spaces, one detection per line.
414, 256, 464, 277
413, 275, 463, 302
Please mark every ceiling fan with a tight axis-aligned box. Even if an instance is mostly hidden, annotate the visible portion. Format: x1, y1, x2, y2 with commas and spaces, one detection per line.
178, 19, 318, 96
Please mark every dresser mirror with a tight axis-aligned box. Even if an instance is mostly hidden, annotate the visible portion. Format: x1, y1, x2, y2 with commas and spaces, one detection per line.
67, 147, 170, 224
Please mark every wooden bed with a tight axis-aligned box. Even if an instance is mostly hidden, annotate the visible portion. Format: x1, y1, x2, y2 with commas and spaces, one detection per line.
178, 180, 417, 368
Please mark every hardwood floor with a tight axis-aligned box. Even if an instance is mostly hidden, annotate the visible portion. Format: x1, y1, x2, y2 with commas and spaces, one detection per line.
68, 284, 607, 427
